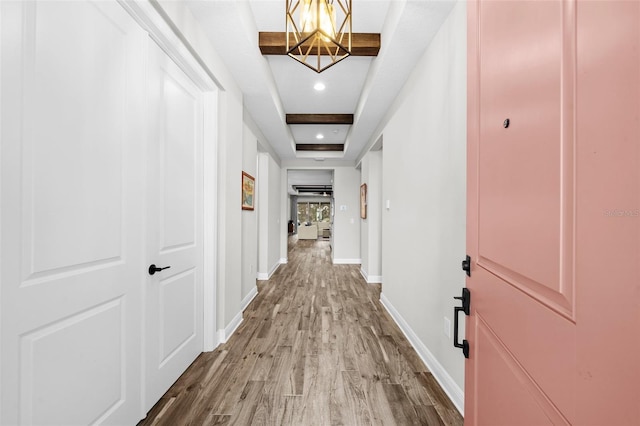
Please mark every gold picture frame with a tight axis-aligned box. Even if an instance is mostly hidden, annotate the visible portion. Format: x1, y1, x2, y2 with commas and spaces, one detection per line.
360, 183, 367, 219
242, 171, 255, 211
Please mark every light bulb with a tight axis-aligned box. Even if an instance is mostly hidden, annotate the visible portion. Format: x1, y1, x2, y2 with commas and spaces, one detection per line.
299, 0, 335, 40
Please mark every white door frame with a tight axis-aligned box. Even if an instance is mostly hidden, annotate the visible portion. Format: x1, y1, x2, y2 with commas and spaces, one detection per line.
118, 0, 220, 353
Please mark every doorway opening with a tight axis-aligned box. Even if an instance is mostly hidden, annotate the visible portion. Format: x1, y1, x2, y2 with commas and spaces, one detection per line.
287, 169, 334, 247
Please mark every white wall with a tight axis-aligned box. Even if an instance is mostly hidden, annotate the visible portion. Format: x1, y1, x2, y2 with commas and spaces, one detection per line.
241, 124, 258, 307
216, 90, 244, 332
379, 0, 467, 413
258, 154, 269, 276
267, 155, 282, 271
332, 167, 361, 264
257, 153, 283, 279
360, 151, 383, 282
280, 169, 289, 262
369, 152, 382, 280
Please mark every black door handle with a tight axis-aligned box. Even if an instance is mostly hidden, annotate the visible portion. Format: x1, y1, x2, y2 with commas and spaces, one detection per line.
148, 264, 171, 275
453, 288, 470, 358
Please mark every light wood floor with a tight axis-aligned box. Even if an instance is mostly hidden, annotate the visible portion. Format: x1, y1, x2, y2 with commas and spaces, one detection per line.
139, 238, 463, 425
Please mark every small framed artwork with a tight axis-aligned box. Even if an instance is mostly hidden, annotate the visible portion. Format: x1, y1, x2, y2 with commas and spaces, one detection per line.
242, 171, 255, 211
360, 183, 367, 219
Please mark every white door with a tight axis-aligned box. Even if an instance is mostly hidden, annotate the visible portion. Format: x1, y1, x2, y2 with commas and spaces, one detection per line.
0, 1, 146, 424
145, 40, 204, 411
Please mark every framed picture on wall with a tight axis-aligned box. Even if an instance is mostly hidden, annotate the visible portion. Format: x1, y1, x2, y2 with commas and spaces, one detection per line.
242, 171, 255, 211
360, 183, 367, 219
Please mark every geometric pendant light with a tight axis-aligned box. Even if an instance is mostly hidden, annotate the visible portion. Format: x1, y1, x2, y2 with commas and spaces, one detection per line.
286, 0, 352, 72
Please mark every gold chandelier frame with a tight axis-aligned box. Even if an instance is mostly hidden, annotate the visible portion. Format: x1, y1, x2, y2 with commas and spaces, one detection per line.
285, 0, 352, 73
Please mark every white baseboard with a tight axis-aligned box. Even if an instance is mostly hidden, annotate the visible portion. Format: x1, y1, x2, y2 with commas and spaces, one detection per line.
360, 268, 383, 284
268, 261, 281, 277
379, 292, 465, 415
241, 286, 258, 312
256, 260, 282, 280
333, 258, 362, 265
279, 257, 288, 264
217, 311, 243, 344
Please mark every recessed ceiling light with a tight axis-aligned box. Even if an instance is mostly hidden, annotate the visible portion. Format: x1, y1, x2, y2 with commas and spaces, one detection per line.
316, 134, 324, 140
314, 82, 326, 91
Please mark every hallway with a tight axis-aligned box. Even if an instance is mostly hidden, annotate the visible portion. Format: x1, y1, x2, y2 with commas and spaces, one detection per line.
140, 239, 463, 425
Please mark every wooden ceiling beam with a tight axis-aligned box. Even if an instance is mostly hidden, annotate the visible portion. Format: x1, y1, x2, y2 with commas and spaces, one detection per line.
286, 114, 354, 125
296, 144, 345, 152
259, 32, 380, 56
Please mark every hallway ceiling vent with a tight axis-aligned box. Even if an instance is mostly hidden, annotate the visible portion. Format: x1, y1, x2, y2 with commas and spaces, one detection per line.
285, 0, 352, 73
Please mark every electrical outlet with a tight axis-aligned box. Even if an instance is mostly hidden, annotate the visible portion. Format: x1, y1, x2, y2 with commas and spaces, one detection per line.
444, 317, 451, 338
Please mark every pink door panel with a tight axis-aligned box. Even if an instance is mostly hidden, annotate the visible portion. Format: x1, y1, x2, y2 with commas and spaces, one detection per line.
478, 0, 574, 316
466, 0, 639, 424
574, 1, 640, 423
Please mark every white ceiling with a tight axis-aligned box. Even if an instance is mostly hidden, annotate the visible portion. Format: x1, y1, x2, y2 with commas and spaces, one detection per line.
185, 0, 456, 183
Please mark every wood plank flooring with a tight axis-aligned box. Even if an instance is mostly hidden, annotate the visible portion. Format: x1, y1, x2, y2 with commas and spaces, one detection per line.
139, 238, 463, 425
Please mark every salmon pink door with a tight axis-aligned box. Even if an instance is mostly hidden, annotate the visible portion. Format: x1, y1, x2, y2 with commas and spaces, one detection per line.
466, 0, 639, 424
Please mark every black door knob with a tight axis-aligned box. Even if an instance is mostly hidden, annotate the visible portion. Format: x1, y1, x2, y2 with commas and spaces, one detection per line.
148, 264, 171, 275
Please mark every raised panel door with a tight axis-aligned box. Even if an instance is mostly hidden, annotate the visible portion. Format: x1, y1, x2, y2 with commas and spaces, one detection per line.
467, 0, 576, 423
0, 1, 146, 424
144, 39, 204, 411
466, 0, 640, 424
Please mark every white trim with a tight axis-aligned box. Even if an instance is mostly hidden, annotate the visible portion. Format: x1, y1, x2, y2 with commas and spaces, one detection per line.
333, 258, 362, 265
279, 257, 288, 264
360, 268, 383, 284
117, 0, 222, 90
217, 311, 243, 344
0, 6, 3, 418
256, 260, 282, 280
379, 292, 465, 415
240, 286, 258, 312
202, 91, 218, 352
